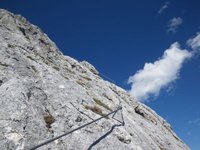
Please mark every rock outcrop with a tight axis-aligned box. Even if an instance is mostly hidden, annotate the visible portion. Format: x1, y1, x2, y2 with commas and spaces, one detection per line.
0, 9, 189, 150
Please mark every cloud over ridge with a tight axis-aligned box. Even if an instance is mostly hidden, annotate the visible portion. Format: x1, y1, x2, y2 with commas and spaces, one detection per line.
128, 42, 192, 101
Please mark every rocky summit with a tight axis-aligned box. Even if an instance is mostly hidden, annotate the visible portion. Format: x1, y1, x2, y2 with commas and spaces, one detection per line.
0, 9, 189, 150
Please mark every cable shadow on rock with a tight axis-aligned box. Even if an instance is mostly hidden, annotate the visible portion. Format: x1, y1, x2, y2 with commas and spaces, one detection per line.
87, 123, 122, 150
87, 109, 125, 150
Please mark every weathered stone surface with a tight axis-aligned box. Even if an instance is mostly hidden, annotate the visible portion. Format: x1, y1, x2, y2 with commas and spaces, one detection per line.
0, 9, 189, 150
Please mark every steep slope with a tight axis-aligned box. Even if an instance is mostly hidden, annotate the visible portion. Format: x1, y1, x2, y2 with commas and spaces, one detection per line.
0, 9, 189, 150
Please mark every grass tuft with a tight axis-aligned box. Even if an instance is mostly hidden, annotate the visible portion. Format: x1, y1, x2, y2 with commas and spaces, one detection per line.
84, 105, 108, 119
93, 98, 112, 111
81, 75, 92, 81
52, 65, 60, 71
43, 114, 55, 128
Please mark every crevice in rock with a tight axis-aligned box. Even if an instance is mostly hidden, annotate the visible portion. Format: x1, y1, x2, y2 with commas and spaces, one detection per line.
26, 91, 31, 99
134, 105, 157, 125
12, 57, 19, 61
117, 135, 131, 144
83, 129, 93, 134
22, 116, 29, 131
134, 106, 145, 117
39, 38, 48, 45
18, 27, 26, 36
0, 61, 9, 67
0, 80, 3, 86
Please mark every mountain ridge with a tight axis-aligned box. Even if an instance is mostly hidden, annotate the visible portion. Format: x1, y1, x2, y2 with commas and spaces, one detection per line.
0, 9, 188, 150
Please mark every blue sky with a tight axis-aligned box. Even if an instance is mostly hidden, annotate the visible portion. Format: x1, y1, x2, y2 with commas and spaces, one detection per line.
1, 0, 200, 149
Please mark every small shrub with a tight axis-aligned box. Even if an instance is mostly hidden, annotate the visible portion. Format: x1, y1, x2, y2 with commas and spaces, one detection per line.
43, 114, 55, 128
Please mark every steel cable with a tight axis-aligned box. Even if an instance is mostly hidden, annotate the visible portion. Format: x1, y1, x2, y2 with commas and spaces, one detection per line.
29, 106, 122, 150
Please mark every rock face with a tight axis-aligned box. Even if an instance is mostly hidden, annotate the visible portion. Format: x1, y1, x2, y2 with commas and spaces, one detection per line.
0, 9, 189, 150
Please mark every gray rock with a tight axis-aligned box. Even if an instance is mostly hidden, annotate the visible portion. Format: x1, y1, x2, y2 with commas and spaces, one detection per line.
0, 9, 189, 150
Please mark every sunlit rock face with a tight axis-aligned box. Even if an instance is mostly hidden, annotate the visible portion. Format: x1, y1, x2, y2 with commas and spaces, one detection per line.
0, 9, 189, 150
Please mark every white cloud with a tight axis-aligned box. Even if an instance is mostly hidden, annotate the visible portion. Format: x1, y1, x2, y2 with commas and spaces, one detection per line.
187, 32, 200, 51
128, 42, 192, 102
158, 2, 170, 14
188, 118, 200, 126
168, 17, 183, 33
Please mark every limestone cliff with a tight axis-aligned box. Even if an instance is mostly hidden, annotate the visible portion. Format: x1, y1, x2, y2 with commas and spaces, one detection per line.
0, 9, 189, 150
